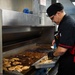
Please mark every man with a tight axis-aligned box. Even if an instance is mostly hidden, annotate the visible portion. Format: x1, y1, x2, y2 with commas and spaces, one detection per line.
47, 3, 75, 75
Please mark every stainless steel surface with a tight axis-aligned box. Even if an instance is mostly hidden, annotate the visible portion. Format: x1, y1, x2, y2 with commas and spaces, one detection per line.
3, 43, 57, 75
2, 26, 42, 44
2, 26, 55, 47
3, 44, 38, 57
0, 9, 2, 74
2, 9, 39, 26
49, 64, 58, 75
2, 26, 42, 33
37, 26, 55, 44
3, 44, 39, 75
32, 0, 40, 15
1, 8, 55, 74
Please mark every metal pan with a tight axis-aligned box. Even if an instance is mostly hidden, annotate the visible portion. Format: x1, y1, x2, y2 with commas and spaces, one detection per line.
32, 56, 57, 69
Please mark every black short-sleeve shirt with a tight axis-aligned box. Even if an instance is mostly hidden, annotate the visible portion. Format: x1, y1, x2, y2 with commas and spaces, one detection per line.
57, 15, 75, 75
58, 15, 75, 49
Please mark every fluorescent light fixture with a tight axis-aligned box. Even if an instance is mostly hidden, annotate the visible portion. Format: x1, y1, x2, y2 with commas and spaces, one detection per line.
56, 0, 59, 3
72, 2, 75, 5
70, 0, 75, 6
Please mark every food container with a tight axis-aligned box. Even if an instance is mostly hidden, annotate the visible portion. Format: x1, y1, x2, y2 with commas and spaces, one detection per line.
32, 56, 57, 69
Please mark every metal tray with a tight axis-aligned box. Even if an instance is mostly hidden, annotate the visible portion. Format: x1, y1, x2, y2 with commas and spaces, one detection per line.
32, 56, 57, 69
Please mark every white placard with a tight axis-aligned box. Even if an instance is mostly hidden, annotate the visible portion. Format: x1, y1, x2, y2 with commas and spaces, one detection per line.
40, 0, 46, 6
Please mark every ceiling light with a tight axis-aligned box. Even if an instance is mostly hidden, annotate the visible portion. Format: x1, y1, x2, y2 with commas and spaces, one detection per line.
72, 2, 75, 5
56, 0, 59, 3
70, 0, 75, 6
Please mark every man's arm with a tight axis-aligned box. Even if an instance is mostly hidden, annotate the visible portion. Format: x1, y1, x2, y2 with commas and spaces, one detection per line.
53, 46, 67, 57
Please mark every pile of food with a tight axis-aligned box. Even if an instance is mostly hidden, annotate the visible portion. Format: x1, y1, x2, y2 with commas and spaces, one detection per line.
38, 56, 53, 64
3, 51, 47, 72
3, 57, 30, 72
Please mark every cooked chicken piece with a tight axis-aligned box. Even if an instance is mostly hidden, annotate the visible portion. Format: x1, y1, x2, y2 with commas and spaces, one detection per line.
22, 66, 30, 70
12, 62, 22, 65
3, 58, 9, 62
10, 58, 20, 62
15, 65, 23, 69
39, 60, 54, 64
3, 61, 11, 67
8, 66, 16, 71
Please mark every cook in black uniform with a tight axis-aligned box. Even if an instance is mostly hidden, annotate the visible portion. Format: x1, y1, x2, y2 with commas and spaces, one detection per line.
46, 3, 75, 75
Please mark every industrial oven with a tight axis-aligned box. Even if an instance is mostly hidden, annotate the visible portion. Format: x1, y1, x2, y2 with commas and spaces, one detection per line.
0, 9, 58, 75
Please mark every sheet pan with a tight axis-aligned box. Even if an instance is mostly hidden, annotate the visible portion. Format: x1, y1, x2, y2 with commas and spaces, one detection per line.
32, 56, 57, 69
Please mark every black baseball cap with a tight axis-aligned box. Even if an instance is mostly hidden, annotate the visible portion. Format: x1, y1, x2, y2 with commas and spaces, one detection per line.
46, 3, 64, 17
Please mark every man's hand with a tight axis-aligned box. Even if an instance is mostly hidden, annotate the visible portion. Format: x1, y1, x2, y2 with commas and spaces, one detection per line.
48, 51, 55, 59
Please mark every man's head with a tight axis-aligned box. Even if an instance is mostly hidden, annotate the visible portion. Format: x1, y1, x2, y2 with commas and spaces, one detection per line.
46, 3, 65, 24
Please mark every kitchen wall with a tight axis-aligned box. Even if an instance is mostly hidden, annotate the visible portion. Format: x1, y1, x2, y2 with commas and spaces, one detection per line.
0, 0, 40, 26
0, 0, 33, 12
